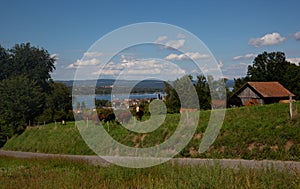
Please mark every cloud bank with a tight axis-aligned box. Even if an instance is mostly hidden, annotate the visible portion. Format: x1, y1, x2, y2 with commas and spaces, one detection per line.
248, 32, 286, 47
233, 53, 256, 61
164, 52, 210, 61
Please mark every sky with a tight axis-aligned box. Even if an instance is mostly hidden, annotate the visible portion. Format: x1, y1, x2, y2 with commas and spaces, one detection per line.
1, 0, 300, 80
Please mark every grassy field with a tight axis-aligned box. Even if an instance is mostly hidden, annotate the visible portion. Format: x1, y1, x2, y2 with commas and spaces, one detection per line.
0, 155, 299, 189
3, 102, 300, 161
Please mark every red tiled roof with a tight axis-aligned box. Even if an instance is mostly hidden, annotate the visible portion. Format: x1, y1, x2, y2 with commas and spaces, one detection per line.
247, 82, 295, 98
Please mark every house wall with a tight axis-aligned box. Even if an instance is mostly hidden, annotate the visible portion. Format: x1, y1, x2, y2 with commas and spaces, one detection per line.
237, 87, 264, 105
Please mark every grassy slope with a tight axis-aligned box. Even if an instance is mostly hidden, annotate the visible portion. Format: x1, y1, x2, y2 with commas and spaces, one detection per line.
3, 102, 300, 161
0, 156, 299, 189
3, 122, 95, 155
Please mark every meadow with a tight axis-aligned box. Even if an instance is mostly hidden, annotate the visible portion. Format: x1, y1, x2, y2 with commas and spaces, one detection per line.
3, 102, 300, 161
1, 102, 300, 188
0, 155, 299, 189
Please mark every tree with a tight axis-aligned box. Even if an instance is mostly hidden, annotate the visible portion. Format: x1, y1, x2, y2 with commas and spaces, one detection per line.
247, 51, 290, 82
0, 45, 10, 81
195, 75, 211, 110
283, 63, 300, 100
38, 82, 73, 122
0, 76, 45, 145
0, 43, 55, 90
174, 75, 199, 109
0, 43, 57, 146
164, 81, 180, 113
164, 75, 213, 113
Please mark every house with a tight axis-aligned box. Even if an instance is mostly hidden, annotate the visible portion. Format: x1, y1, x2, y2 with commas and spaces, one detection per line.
231, 82, 295, 106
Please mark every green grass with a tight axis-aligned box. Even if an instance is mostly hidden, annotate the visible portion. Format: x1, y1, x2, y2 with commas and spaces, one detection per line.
3, 122, 95, 155
0, 155, 299, 189
3, 102, 300, 161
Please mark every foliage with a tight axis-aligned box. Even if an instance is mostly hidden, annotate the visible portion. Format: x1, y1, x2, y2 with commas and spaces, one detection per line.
0, 43, 55, 91
38, 82, 73, 123
0, 156, 299, 189
95, 99, 111, 108
0, 43, 62, 146
194, 75, 211, 110
247, 51, 290, 81
0, 76, 45, 146
164, 75, 213, 113
164, 81, 180, 113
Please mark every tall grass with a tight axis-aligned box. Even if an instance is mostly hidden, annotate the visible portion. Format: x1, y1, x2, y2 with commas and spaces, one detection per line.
3, 102, 300, 161
0, 155, 299, 189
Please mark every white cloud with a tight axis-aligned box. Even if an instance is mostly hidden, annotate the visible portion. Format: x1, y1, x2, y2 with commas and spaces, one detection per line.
164, 52, 210, 61
233, 53, 257, 61
67, 58, 101, 69
66, 51, 103, 69
154, 34, 187, 49
165, 39, 185, 49
294, 31, 300, 41
92, 59, 186, 80
287, 58, 300, 65
248, 32, 286, 47
83, 51, 102, 58
154, 36, 168, 43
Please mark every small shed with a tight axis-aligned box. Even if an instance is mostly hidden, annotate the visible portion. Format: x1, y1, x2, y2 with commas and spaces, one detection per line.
232, 82, 295, 106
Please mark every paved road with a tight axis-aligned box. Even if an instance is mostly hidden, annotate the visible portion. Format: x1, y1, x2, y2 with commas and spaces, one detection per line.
0, 149, 299, 172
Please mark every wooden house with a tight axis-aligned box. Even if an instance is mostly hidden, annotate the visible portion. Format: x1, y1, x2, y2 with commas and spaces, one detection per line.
232, 82, 295, 106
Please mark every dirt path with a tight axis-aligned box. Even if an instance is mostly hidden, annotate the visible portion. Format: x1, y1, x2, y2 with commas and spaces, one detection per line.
1, 149, 299, 172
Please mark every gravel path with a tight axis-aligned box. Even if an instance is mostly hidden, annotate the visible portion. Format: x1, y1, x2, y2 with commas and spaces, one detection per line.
1, 149, 299, 172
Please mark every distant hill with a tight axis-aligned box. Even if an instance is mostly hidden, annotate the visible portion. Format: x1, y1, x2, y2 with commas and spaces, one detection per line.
56, 79, 234, 91
57, 79, 165, 88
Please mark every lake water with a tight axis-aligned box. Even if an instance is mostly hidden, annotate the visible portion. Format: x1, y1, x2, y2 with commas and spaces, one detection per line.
96, 93, 161, 101
73, 93, 164, 108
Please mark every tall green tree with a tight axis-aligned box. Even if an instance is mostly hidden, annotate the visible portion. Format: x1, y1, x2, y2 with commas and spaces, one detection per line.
283, 63, 300, 100
0, 43, 57, 146
9, 43, 56, 91
247, 51, 290, 82
164, 81, 180, 113
195, 75, 211, 110
38, 82, 73, 122
0, 76, 45, 146
164, 75, 213, 113
0, 43, 55, 90
0, 46, 10, 80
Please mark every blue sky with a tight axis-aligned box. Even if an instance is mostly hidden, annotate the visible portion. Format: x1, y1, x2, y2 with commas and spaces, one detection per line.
1, 0, 300, 80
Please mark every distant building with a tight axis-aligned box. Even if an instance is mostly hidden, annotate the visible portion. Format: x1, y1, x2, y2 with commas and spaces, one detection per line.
232, 82, 295, 106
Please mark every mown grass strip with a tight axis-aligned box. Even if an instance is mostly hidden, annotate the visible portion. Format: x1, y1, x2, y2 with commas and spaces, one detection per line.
0, 155, 299, 189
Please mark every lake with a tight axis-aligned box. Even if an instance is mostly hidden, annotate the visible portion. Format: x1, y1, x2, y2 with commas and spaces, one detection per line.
73, 93, 164, 108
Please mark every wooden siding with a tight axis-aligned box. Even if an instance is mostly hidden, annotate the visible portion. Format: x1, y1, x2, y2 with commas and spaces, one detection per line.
237, 87, 264, 105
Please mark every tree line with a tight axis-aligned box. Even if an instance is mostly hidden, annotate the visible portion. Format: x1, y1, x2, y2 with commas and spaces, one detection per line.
0, 43, 72, 146
164, 51, 300, 112
164, 75, 227, 113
